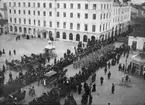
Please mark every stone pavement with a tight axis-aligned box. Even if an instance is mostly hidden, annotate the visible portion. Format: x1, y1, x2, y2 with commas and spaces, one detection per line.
60, 54, 145, 105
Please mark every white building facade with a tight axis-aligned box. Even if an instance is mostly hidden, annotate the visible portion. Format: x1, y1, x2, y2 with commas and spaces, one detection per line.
7, 0, 131, 42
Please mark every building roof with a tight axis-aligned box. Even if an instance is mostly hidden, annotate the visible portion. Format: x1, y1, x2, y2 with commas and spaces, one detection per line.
132, 4, 145, 12
0, 19, 8, 26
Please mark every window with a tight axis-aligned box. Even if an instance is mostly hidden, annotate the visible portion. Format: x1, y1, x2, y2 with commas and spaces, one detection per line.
57, 3, 60, 8
100, 14, 102, 19
77, 13, 80, 18
69, 33, 73, 40
92, 25, 95, 32
10, 18, 12, 23
49, 12, 52, 16
100, 25, 102, 32
104, 4, 106, 9
38, 3, 40, 7
28, 2, 30, 7
77, 23, 80, 30
9, 2, 11, 7
106, 13, 108, 19
93, 4, 96, 10
29, 19, 31, 25
70, 13, 73, 18
9, 9, 11, 14
38, 20, 40, 26
14, 18, 17, 23
49, 3, 52, 8
18, 2, 20, 7
33, 11, 35, 15
84, 24, 88, 31
70, 23, 73, 29
38, 11, 40, 15
23, 10, 25, 14
43, 11, 46, 16
49, 21, 52, 27
19, 10, 21, 14
93, 14, 96, 19
44, 21, 46, 27
85, 13, 88, 19
143, 42, 145, 51
78, 4, 81, 9
64, 3, 66, 8
63, 32, 66, 39
70, 3, 73, 9
101, 4, 103, 9
34, 20, 36, 25
33, 3, 35, 7
63, 12, 66, 17
23, 2, 25, 7
24, 19, 26, 24
14, 10, 16, 14
85, 4, 88, 9
107, 4, 109, 9
63, 22, 66, 28
57, 12, 59, 17
28, 10, 31, 15
57, 22, 59, 28
43, 3, 46, 8
103, 24, 105, 31
14, 2, 16, 7
104, 13, 105, 19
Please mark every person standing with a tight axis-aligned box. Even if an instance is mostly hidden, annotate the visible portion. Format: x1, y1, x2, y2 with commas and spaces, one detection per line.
104, 67, 107, 75
3, 49, 5, 54
92, 83, 96, 92
107, 71, 111, 79
78, 83, 82, 95
13, 50, 16, 55
100, 77, 104, 86
89, 94, 93, 105
9, 50, 11, 56
111, 83, 115, 94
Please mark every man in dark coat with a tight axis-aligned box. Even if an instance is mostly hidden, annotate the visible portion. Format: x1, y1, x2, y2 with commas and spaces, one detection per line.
78, 83, 82, 95
9, 50, 11, 56
111, 83, 115, 94
100, 77, 104, 86
108, 71, 111, 79
89, 94, 93, 105
92, 83, 96, 92
3, 49, 5, 54
13, 50, 16, 55
104, 67, 107, 75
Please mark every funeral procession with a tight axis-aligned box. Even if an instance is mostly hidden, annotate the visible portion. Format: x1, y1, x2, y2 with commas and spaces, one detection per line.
0, 0, 145, 105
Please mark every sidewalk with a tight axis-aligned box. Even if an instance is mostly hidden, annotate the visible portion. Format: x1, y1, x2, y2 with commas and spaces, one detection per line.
60, 54, 145, 105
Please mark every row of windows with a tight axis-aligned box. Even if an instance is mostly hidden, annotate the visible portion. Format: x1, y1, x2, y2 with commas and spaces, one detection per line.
9, 9, 98, 20
9, 2, 111, 10
113, 8, 130, 15
100, 23, 110, 32
113, 15, 129, 23
9, 18, 98, 32
100, 13, 111, 20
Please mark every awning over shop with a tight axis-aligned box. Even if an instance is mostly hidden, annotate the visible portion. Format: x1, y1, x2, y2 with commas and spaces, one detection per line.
131, 53, 145, 64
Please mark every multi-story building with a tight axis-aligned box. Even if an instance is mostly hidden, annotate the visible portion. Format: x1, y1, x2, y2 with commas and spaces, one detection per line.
7, 0, 131, 42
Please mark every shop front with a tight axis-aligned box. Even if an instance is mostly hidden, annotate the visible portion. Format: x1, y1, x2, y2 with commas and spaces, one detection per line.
131, 53, 145, 76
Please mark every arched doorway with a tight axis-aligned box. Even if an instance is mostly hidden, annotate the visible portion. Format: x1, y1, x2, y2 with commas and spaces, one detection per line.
28, 28, 31, 34
69, 33, 73, 40
19, 27, 22, 33
83, 35, 87, 42
24, 27, 27, 34
43, 32, 47, 38
10, 26, 13, 31
76, 34, 80, 41
38, 34, 41, 38
56, 31, 60, 38
14, 26, 17, 32
49, 31, 52, 38
91, 36, 95, 41
63, 32, 66, 39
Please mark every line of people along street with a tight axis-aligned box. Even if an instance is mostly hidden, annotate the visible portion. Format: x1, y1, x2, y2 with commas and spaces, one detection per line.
0, 49, 16, 56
